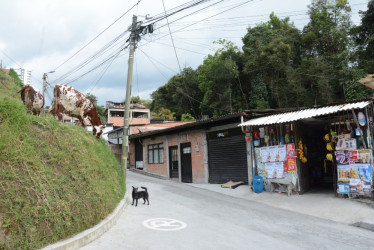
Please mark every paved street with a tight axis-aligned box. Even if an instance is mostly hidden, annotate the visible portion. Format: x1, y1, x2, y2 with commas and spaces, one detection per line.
81, 171, 374, 250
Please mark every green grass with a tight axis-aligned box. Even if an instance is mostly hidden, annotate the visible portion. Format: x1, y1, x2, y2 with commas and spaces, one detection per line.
0, 69, 22, 101
0, 70, 125, 249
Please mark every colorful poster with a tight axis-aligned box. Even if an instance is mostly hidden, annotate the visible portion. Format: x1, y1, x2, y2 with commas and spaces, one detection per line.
349, 179, 363, 194
355, 164, 373, 182
335, 150, 366, 165
276, 145, 287, 162
335, 138, 357, 150
349, 150, 358, 164
358, 150, 371, 164
337, 183, 349, 194
269, 146, 277, 162
335, 151, 350, 165
286, 143, 296, 158
274, 162, 285, 178
265, 162, 275, 178
337, 165, 351, 182
265, 162, 284, 179
337, 163, 372, 196
260, 147, 269, 163
286, 157, 296, 172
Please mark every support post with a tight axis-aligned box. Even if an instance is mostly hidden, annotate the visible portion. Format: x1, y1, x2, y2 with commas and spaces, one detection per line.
42, 73, 47, 99
121, 15, 138, 177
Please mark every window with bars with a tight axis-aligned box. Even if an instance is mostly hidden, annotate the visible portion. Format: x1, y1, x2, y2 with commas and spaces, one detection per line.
148, 143, 164, 164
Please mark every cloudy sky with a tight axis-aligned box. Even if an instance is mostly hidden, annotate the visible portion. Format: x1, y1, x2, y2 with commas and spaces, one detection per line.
0, 0, 368, 106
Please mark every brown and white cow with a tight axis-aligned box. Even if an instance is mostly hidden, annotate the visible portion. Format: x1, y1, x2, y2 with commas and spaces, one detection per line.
19, 85, 44, 116
51, 84, 105, 138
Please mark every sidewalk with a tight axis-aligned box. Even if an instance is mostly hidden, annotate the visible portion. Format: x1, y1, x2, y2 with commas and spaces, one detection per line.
187, 182, 374, 226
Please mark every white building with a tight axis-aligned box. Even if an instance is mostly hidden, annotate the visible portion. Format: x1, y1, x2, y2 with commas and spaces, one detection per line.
14, 68, 31, 85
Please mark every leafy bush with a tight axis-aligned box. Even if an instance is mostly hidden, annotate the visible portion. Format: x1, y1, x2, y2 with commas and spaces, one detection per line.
8, 69, 23, 88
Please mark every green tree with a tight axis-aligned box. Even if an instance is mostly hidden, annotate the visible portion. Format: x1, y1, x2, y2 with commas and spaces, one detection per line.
8, 68, 23, 87
151, 67, 203, 120
299, 0, 353, 104
181, 113, 195, 121
153, 107, 176, 121
130, 96, 152, 108
86, 93, 104, 122
86, 93, 97, 104
351, 0, 374, 73
242, 13, 302, 108
198, 39, 245, 116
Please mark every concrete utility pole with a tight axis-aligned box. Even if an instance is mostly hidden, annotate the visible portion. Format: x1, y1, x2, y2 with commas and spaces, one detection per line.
42, 73, 47, 99
121, 15, 138, 177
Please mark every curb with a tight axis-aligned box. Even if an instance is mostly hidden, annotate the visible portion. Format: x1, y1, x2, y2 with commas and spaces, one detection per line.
42, 193, 129, 250
129, 168, 167, 180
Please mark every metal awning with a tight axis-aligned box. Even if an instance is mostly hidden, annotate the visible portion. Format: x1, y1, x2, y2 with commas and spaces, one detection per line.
239, 101, 371, 127
358, 74, 374, 90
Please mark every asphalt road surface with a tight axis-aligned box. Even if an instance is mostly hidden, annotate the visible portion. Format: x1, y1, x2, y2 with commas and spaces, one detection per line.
81, 171, 374, 250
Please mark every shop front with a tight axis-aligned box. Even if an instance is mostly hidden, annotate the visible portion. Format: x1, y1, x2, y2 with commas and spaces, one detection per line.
240, 100, 374, 198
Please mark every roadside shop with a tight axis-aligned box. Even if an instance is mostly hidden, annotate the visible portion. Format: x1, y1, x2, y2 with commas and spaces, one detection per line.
239, 99, 374, 198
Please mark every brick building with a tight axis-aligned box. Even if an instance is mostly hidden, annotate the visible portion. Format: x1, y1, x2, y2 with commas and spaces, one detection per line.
129, 113, 250, 184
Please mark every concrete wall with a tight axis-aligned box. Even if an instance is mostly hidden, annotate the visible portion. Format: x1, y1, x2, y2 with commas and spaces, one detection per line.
108, 144, 122, 163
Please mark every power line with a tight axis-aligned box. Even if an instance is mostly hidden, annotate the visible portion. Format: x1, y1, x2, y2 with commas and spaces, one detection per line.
0, 48, 43, 85
139, 48, 231, 114
52, 32, 130, 84
162, 0, 182, 72
138, 46, 178, 74
84, 46, 125, 95
138, 0, 258, 51
64, 45, 128, 86
51, 0, 142, 73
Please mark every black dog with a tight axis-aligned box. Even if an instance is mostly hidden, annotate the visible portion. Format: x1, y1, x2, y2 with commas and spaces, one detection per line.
131, 186, 149, 206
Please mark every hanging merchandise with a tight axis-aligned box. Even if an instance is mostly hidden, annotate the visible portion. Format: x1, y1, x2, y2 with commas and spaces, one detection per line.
324, 133, 330, 142
326, 142, 334, 151
326, 153, 333, 161
259, 127, 265, 138
358, 112, 367, 126
331, 130, 338, 143
298, 139, 307, 164
253, 130, 260, 140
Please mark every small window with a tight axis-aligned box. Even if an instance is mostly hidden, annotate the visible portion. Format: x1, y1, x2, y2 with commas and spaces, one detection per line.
148, 143, 164, 164
183, 147, 191, 154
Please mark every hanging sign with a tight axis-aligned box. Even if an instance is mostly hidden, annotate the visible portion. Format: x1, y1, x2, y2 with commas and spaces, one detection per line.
358, 112, 366, 126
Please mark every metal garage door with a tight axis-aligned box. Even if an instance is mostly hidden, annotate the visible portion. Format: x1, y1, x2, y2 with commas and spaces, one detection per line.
208, 128, 248, 184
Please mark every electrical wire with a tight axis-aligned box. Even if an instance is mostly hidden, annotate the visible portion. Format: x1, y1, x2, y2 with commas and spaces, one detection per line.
162, 0, 182, 72
138, 0, 258, 51
64, 44, 128, 86
139, 48, 231, 114
51, 31, 130, 84
51, 0, 142, 73
84, 45, 126, 95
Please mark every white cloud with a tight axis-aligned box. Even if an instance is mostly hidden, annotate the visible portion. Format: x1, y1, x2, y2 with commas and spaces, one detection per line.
0, 0, 368, 108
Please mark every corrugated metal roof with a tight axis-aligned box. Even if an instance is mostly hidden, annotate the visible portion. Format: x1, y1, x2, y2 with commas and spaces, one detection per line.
239, 101, 371, 127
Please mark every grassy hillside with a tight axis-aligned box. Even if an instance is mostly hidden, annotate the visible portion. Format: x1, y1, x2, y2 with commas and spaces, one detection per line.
0, 69, 125, 249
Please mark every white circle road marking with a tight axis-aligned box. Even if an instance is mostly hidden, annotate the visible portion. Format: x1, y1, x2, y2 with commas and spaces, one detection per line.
143, 218, 187, 231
